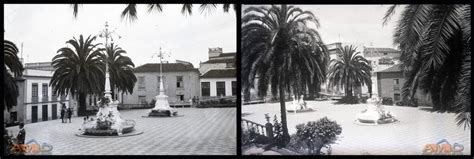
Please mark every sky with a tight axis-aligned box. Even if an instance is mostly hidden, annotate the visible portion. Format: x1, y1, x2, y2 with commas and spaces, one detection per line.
242, 5, 403, 50
4, 4, 236, 68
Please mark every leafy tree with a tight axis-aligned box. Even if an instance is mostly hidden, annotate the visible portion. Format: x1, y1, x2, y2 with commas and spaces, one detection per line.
327, 45, 372, 103
384, 5, 471, 129
242, 5, 329, 143
51, 35, 105, 116
3, 40, 24, 110
104, 43, 137, 100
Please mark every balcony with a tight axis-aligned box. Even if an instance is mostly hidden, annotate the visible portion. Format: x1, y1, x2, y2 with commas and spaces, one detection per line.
32, 96, 38, 103
42, 96, 49, 102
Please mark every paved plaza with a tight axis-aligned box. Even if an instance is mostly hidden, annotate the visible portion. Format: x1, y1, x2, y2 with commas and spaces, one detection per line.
242, 101, 471, 155
6, 108, 236, 155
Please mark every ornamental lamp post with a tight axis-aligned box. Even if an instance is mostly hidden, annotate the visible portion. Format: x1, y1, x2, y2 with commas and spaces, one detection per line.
98, 21, 121, 101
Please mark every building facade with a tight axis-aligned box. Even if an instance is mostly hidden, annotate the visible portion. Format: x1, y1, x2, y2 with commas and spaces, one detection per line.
122, 62, 200, 105
199, 47, 236, 98
4, 69, 74, 124
377, 64, 431, 106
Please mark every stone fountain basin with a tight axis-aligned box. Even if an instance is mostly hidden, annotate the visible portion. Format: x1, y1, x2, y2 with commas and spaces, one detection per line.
149, 109, 178, 117
83, 120, 136, 136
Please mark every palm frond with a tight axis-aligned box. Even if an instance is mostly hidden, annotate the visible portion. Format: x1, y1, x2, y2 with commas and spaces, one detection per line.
199, 4, 217, 16
382, 5, 399, 26
181, 4, 193, 16
121, 4, 138, 23
147, 4, 163, 13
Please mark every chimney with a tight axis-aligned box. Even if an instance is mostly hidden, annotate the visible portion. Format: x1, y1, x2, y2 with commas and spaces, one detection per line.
208, 47, 222, 59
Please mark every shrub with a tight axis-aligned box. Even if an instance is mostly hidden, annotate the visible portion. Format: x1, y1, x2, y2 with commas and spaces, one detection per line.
395, 98, 418, 107
149, 99, 156, 106
291, 117, 342, 155
339, 96, 359, 104
241, 127, 258, 146
382, 97, 393, 105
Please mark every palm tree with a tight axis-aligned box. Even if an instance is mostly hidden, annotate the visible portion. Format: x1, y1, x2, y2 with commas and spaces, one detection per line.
242, 5, 328, 143
327, 45, 372, 103
384, 4, 471, 129
71, 4, 236, 22
104, 43, 137, 100
50, 35, 105, 116
4, 40, 24, 111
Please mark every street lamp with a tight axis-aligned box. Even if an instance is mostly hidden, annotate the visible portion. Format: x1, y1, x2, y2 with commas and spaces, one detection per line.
153, 47, 170, 95
98, 21, 121, 100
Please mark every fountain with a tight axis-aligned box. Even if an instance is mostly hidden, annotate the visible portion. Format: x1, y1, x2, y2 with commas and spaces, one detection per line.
287, 95, 313, 113
355, 95, 398, 125
77, 22, 141, 137
148, 47, 178, 117
79, 97, 138, 136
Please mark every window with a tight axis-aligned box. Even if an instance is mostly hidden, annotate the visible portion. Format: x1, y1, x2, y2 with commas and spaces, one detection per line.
394, 93, 401, 101
201, 82, 210, 97
177, 95, 184, 101
232, 81, 237, 96
42, 84, 48, 97
383, 53, 388, 55
32, 83, 38, 103
89, 95, 92, 106
93, 96, 97, 106
176, 76, 183, 88
138, 76, 145, 90
138, 96, 147, 104
393, 79, 400, 90
216, 82, 226, 96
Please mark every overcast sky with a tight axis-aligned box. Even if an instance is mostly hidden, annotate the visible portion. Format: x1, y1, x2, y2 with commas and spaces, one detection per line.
242, 5, 403, 50
4, 4, 236, 68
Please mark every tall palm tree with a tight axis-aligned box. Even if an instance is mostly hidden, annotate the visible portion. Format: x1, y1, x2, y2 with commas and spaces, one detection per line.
327, 45, 372, 102
50, 35, 105, 116
71, 4, 236, 22
104, 43, 137, 100
384, 4, 471, 129
4, 40, 24, 111
242, 5, 328, 143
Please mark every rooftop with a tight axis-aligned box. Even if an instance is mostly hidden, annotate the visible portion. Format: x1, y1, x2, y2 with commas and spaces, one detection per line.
377, 64, 402, 73
202, 58, 235, 64
134, 63, 198, 73
364, 47, 400, 54
201, 69, 236, 78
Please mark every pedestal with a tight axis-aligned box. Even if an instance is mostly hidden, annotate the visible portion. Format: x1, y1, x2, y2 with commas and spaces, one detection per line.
149, 94, 178, 117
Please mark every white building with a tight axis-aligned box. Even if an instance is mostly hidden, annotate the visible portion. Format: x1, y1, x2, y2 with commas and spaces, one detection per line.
4, 68, 74, 124
199, 47, 236, 98
122, 62, 201, 105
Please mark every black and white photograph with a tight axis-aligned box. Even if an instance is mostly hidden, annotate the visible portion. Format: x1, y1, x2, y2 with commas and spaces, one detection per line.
4, 4, 236, 155
241, 4, 471, 155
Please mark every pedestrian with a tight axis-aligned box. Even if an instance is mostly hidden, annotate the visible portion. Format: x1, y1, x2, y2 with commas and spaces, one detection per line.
67, 108, 72, 123
60, 104, 66, 123
17, 123, 25, 145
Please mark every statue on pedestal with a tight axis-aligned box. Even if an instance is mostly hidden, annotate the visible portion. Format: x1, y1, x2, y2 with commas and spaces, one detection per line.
356, 95, 396, 125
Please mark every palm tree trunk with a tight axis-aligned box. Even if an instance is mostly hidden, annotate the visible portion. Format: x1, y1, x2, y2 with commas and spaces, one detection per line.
279, 84, 290, 143
78, 93, 87, 116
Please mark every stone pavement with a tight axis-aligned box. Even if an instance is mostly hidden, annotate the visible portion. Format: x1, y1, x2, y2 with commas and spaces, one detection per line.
242, 101, 471, 155
6, 108, 236, 155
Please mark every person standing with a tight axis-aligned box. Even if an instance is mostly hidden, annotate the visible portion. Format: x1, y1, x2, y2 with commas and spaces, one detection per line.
17, 123, 25, 145
60, 104, 66, 123
67, 108, 72, 123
